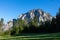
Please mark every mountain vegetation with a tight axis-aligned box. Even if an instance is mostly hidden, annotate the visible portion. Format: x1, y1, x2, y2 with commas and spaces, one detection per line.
0, 8, 60, 36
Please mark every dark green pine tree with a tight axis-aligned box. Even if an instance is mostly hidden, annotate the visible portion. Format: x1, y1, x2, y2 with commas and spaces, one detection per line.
56, 8, 60, 31
0, 18, 4, 35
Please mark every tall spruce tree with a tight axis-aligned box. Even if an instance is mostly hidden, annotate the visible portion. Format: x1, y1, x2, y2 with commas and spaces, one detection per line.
56, 8, 60, 31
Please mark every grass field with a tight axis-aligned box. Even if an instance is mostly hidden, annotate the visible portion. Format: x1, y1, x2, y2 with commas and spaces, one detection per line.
0, 33, 60, 40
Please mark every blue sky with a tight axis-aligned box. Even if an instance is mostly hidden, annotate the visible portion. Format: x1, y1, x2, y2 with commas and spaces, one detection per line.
0, 0, 60, 23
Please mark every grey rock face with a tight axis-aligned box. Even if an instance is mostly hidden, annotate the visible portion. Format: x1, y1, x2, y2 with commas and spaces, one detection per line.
18, 9, 53, 22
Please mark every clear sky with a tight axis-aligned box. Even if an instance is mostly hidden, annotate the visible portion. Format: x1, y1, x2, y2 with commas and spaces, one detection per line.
0, 0, 60, 23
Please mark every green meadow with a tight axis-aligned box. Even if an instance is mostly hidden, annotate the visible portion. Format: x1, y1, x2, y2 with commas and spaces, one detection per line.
0, 33, 60, 40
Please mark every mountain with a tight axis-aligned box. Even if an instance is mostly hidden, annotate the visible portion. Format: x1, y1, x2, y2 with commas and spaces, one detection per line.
18, 9, 53, 23
2, 9, 53, 31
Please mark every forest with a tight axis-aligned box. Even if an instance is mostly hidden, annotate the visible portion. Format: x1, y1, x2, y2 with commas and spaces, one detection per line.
0, 8, 60, 36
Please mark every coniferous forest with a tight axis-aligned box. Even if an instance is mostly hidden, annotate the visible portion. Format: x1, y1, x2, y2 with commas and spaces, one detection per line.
0, 8, 60, 36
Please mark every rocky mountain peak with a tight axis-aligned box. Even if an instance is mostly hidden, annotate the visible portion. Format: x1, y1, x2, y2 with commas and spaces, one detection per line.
18, 9, 53, 23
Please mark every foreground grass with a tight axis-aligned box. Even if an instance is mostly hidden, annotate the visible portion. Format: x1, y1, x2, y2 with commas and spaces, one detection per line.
0, 33, 60, 40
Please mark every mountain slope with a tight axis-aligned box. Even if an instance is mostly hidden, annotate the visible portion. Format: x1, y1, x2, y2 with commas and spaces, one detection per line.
2, 9, 53, 31
18, 9, 52, 23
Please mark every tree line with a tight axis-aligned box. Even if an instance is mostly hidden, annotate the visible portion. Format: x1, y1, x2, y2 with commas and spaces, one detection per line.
0, 8, 60, 36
